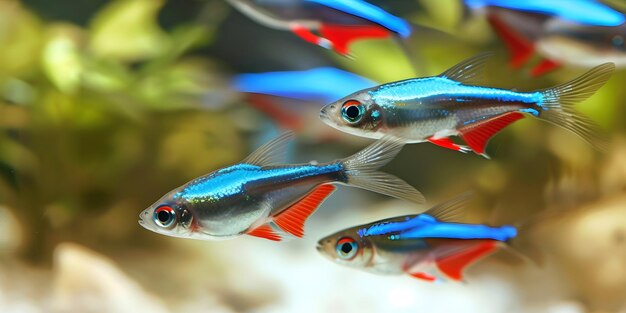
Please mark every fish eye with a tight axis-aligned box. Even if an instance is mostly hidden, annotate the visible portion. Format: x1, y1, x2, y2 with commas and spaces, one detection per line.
336, 237, 358, 260
341, 100, 365, 124
154, 205, 176, 228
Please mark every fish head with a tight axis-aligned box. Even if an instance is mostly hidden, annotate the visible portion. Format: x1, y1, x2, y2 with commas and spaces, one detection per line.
139, 189, 201, 239
320, 89, 384, 139
316, 228, 374, 269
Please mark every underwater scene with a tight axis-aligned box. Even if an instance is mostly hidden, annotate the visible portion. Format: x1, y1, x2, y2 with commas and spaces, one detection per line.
1, 0, 626, 312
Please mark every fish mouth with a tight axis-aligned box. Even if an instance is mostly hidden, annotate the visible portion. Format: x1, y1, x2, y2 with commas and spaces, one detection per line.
319, 107, 328, 120
138, 210, 150, 229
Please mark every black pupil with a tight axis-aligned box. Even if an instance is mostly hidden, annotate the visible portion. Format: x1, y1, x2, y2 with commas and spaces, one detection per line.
341, 242, 353, 254
157, 210, 171, 223
345, 105, 360, 119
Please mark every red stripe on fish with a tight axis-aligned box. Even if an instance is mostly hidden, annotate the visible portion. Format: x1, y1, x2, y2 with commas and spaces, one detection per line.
408, 271, 437, 282
246, 94, 303, 130
531, 58, 561, 77
319, 24, 391, 55
436, 240, 498, 281
459, 112, 525, 155
291, 25, 325, 46
486, 14, 534, 68
247, 224, 282, 241
274, 184, 336, 238
427, 136, 470, 153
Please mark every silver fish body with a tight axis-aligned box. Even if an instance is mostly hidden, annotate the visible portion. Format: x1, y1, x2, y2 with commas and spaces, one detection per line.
320, 54, 614, 155
139, 132, 424, 241
317, 194, 518, 281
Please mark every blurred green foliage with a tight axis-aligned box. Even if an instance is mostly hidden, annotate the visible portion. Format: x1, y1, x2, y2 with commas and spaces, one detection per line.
0, 0, 242, 260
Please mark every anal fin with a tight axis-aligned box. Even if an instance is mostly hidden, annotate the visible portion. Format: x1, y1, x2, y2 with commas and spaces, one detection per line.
436, 241, 498, 281
319, 24, 391, 55
459, 112, 525, 157
247, 224, 282, 241
427, 136, 471, 153
486, 14, 534, 68
273, 184, 336, 238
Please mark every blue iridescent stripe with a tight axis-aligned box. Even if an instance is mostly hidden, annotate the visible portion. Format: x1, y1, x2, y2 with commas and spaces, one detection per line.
233, 67, 375, 103
178, 163, 344, 202
370, 77, 543, 107
305, 0, 412, 37
358, 214, 517, 242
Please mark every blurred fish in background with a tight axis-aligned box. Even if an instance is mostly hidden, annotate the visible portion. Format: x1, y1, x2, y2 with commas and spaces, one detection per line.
0, 0, 624, 313
464, 0, 626, 75
225, 0, 412, 56
232, 67, 375, 131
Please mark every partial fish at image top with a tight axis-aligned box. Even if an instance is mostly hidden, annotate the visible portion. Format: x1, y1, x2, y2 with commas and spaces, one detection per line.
320, 53, 615, 157
465, 0, 626, 75
139, 132, 424, 241
317, 192, 518, 282
225, 0, 411, 55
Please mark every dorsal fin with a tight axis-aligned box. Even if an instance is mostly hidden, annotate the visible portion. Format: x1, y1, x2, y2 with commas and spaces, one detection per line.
242, 131, 294, 166
423, 192, 473, 223
439, 53, 492, 85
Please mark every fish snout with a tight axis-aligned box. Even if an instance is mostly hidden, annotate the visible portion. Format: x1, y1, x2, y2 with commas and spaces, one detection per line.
138, 210, 151, 229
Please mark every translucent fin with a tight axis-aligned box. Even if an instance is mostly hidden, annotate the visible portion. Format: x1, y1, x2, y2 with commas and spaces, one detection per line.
242, 131, 294, 166
273, 184, 336, 238
439, 53, 493, 86
342, 137, 425, 203
247, 224, 282, 241
424, 192, 473, 223
435, 241, 498, 281
539, 63, 615, 151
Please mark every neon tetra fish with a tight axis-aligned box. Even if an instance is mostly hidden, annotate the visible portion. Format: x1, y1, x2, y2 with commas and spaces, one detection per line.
464, 0, 626, 75
225, 0, 411, 55
317, 193, 517, 282
320, 54, 614, 157
139, 132, 424, 241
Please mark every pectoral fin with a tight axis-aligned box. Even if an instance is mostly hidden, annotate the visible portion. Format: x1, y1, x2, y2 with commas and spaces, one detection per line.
273, 184, 336, 238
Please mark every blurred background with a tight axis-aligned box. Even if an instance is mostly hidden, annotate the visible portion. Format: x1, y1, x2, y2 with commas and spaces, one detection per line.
0, 0, 625, 312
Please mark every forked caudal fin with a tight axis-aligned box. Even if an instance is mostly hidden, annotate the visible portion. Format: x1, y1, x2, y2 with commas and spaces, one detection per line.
538, 63, 615, 151
341, 137, 425, 203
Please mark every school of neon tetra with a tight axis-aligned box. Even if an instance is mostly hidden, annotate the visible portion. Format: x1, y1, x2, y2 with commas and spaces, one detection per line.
140, 1, 617, 284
